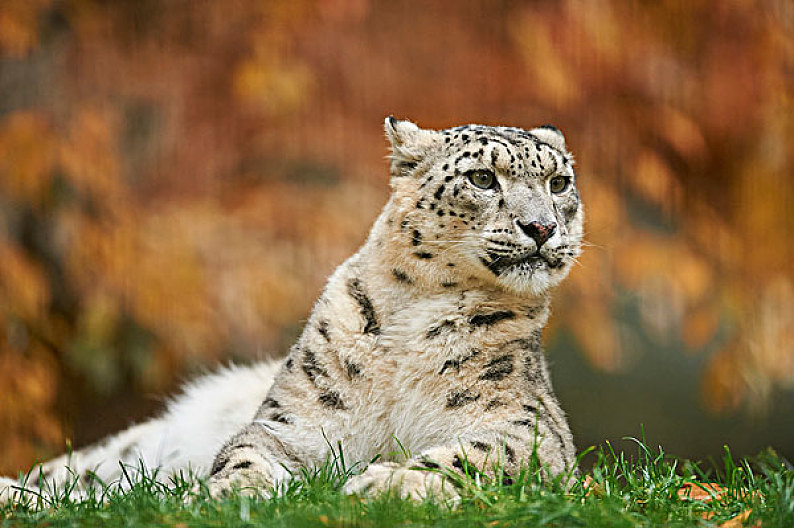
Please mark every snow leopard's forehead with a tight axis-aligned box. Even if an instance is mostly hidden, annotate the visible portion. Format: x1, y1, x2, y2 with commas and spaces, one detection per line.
436, 124, 575, 182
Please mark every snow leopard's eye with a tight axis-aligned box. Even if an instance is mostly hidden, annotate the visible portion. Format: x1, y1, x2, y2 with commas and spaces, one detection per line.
467, 169, 496, 190
549, 176, 570, 194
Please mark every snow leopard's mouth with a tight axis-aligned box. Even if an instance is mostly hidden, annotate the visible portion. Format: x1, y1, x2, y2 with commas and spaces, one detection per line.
482, 251, 559, 276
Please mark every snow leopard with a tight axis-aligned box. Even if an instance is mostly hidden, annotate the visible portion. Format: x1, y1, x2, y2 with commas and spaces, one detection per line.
1, 117, 583, 503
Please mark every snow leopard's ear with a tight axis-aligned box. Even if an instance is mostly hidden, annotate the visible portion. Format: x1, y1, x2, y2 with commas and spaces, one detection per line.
384, 116, 440, 177
529, 124, 567, 153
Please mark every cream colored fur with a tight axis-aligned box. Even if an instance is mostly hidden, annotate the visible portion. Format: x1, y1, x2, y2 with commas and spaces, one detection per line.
1, 118, 583, 503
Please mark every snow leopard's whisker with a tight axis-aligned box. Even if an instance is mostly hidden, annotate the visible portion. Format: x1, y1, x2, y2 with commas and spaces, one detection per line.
578, 239, 604, 250
418, 239, 468, 245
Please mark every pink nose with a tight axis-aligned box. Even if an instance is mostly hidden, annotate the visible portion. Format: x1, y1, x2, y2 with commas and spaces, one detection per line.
517, 221, 557, 247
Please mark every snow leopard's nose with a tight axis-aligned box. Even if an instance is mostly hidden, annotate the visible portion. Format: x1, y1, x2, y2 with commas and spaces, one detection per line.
517, 220, 557, 248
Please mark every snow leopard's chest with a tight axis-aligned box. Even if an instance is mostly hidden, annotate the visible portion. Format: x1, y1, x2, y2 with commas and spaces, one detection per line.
340, 291, 543, 450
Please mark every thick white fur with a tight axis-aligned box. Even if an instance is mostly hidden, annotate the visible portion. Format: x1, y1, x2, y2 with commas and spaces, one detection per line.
1, 362, 279, 502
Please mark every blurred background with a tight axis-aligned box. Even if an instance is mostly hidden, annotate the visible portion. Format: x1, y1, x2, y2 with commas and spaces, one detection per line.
0, 0, 792, 474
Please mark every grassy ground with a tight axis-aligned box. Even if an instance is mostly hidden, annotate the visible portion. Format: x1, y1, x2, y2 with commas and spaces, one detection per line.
2, 438, 792, 527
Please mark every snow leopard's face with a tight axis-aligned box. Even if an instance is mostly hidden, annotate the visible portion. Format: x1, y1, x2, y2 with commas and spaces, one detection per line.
387, 118, 584, 297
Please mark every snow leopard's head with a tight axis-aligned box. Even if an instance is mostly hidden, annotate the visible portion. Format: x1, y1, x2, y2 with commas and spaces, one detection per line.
385, 117, 583, 297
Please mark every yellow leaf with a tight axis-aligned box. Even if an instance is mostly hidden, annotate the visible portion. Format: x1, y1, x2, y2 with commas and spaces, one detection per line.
0, 0, 52, 57
682, 305, 720, 350
0, 242, 50, 320
657, 107, 707, 162
0, 111, 57, 206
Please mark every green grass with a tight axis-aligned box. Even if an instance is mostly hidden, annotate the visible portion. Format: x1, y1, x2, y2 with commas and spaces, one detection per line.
2, 437, 792, 527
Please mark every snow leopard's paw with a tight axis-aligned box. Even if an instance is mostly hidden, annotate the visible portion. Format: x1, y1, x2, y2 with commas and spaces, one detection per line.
207, 447, 274, 499
342, 462, 460, 503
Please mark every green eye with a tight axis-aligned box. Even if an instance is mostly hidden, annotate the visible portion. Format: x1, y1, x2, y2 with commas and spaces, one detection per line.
468, 170, 496, 189
549, 176, 569, 194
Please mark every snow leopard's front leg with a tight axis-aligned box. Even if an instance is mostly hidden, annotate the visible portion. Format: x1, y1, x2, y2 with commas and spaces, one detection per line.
209, 408, 325, 498
343, 395, 577, 500
340, 435, 503, 501
207, 424, 276, 498
207, 361, 341, 498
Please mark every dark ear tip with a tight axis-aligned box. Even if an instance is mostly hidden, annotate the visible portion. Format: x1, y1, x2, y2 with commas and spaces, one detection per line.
538, 124, 561, 134
387, 115, 396, 126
